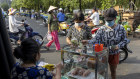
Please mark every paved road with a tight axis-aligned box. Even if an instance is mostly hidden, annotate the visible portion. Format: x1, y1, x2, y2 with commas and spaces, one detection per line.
16, 16, 140, 79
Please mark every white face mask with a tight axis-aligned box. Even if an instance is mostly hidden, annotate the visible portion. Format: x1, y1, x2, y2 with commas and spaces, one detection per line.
53, 10, 56, 13
75, 22, 84, 27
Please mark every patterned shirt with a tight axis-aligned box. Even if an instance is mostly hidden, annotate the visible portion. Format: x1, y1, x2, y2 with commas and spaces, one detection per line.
67, 25, 92, 43
48, 14, 59, 31
88, 24, 129, 55
11, 63, 52, 79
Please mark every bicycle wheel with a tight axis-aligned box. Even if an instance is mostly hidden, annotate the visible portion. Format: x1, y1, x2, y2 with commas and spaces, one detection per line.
32, 35, 43, 46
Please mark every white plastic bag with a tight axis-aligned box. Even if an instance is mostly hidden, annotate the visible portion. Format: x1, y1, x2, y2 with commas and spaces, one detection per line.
47, 33, 52, 41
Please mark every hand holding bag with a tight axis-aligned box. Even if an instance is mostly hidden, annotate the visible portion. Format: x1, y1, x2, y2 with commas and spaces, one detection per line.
47, 33, 52, 41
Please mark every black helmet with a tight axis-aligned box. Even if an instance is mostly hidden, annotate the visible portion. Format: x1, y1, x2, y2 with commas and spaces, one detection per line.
104, 8, 118, 21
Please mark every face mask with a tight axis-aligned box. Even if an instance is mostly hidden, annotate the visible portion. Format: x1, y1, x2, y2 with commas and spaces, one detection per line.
105, 20, 115, 27
53, 10, 56, 13
75, 22, 84, 27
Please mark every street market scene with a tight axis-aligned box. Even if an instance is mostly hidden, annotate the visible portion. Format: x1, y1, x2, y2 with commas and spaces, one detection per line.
0, 0, 140, 79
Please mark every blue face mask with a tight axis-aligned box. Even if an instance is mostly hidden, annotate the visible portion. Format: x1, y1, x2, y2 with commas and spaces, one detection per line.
105, 20, 115, 27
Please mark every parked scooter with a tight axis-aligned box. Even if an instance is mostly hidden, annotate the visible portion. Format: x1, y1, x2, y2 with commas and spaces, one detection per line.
9, 23, 43, 48
9, 29, 24, 46
119, 42, 133, 63
58, 22, 70, 36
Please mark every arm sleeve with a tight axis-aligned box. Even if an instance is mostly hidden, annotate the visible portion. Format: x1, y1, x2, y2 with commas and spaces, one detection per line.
48, 14, 51, 24
14, 17, 22, 24
118, 27, 129, 48
90, 14, 95, 19
86, 27, 92, 39
88, 28, 102, 44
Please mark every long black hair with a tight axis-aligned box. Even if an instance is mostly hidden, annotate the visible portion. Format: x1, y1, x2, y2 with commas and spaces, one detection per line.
13, 38, 40, 64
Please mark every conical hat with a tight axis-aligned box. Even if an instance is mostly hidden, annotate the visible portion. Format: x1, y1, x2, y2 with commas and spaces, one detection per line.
8, 8, 16, 15
48, 6, 57, 12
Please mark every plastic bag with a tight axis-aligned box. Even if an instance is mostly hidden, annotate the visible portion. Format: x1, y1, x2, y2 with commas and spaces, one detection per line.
71, 37, 78, 46
47, 33, 52, 41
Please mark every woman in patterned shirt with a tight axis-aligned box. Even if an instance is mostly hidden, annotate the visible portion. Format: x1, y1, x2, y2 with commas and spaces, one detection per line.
11, 38, 63, 79
66, 11, 92, 45
82, 8, 129, 79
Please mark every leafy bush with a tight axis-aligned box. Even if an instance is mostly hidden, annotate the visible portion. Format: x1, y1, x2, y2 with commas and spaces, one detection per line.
0, 3, 9, 11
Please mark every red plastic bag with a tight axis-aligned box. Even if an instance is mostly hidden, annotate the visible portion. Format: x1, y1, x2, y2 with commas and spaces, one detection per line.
95, 44, 104, 52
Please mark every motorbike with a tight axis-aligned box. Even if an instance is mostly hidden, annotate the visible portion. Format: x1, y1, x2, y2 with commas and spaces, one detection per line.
58, 22, 70, 36
119, 42, 133, 63
9, 23, 43, 48
91, 27, 99, 38
9, 29, 24, 46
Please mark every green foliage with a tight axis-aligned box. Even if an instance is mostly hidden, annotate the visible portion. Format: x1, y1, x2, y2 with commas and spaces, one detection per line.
135, 0, 140, 10
59, 0, 79, 12
11, 0, 21, 9
11, 0, 42, 11
0, 3, 9, 11
116, 0, 129, 8
123, 24, 131, 32
41, 0, 61, 11
11, 0, 139, 12
138, 25, 140, 29
100, 0, 116, 10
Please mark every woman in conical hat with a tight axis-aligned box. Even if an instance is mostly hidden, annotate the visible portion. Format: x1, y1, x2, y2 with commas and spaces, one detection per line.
44, 6, 61, 51
47, 6, 57, 12
8, 8, 23, 43
8, 7, 22, 32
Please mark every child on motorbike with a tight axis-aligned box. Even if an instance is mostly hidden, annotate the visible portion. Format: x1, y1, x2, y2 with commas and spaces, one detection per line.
21, 19, 33, 32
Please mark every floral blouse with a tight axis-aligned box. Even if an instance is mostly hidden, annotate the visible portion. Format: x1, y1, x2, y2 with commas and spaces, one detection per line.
11, 63, 52, 79
67, 25, 92, 43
